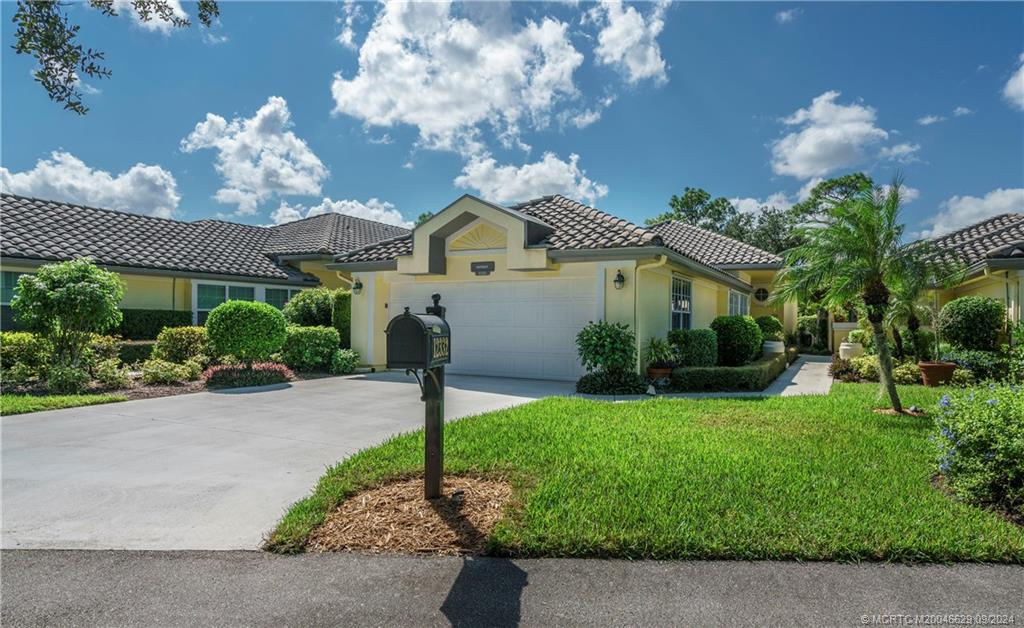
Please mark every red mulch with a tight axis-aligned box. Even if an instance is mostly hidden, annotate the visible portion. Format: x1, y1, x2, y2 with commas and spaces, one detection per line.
308, 475, 514, 556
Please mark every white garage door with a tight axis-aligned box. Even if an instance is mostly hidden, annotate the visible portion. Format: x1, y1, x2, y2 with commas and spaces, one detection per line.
389, 278, 597, 380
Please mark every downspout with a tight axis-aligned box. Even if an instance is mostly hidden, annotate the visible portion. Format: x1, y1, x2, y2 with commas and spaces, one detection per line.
335, 271, 354, 289
634, 255, 668, 372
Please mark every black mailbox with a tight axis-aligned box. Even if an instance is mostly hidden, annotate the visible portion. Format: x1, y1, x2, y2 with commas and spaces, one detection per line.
385, 308, 451, 370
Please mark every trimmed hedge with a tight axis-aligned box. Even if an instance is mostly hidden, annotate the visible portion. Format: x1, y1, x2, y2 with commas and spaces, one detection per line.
283, 288, 334, 327
117, 309, 192, 340
668, 328, 717, 367
937, 296, 1006, 351
206, 301, 287, 364
576, 369, 648, 395
119, 341, 155, 365
710, 315, 763, 366
333, 290, 352, 349
281, 326, 340, 371
671, 352, 788, 392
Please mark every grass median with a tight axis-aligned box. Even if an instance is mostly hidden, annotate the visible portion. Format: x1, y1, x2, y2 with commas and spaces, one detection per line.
1, 393, 127, 416
267, 383, 1023, 562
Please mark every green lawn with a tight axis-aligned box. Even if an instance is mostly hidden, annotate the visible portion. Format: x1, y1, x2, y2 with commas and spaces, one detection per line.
0, 393, 127, 416
267, 383, 1024, 562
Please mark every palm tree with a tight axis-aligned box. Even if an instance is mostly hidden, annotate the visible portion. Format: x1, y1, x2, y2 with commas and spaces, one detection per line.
772, 178, 937, 412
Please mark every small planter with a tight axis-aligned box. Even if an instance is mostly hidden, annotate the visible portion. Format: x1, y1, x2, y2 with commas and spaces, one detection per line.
762, 340, 785, 354
646, 366, 673, 380
839, 342, 864, 360
918, 361, 956, 387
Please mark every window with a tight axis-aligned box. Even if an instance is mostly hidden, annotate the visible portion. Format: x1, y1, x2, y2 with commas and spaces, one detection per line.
265, 288, 302, 310
671, 275, 692, 330
1, 271, 26, 304
754, 288, 770, 304
196, 284, 226, 324
228, 285, 255, 301
728, 290, 750, 316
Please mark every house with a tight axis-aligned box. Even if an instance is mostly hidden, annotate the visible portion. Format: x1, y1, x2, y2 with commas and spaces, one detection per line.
329, 194, 795, 380
929, 212, 1023, 323
0, 193, 409, 328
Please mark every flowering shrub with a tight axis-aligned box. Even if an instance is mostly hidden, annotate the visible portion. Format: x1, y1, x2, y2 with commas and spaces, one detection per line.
933, 385, 1024, 519
202, 362, 295, 388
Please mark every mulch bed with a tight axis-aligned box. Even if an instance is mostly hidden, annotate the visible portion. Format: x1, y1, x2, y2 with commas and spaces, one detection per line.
308, 475, 513, 556
873, 408, 927, 417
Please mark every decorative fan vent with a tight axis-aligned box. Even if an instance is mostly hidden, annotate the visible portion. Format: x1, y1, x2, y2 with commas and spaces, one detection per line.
754, 288, 770, 303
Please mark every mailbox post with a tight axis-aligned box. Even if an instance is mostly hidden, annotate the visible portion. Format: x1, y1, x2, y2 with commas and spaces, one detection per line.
385, 294, 451, 499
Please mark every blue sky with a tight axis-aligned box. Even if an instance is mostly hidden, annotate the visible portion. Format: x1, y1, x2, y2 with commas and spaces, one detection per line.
2, 1, 1023, 239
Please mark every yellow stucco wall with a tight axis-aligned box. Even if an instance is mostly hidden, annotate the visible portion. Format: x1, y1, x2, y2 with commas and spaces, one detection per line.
119, 273, 192, 310
297, 260, 351, 289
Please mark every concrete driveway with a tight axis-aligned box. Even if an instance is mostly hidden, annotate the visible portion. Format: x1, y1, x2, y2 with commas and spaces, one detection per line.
1, 373, 572, 551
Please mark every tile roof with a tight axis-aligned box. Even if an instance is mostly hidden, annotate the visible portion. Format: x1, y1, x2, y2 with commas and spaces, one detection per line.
647, 221, 782, 266
0, 194, 409, 283
335, 194, 779, 272
927, 213, 1024, 268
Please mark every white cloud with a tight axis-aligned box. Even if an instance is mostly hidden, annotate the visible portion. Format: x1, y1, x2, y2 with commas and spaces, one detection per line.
181, 96, 328, 215
202, 31, 229, 45
330, 1, 584, 157
916, 188, 1024, 238
1, 151, 180, 218
879, 142, 921, 164
454, 152, 608, 205
336, 0, 363, 50
775, 8, 802, 24
953, 106, 974, 117
917, 114, 945, 126
1002, 53, 1024, 111
770, 91, 889, 179
270, 197, 412, 228
569, 108, 602, 129
589, 0, 668, 85
731, 192, 793, 215
111, 0, 188, 34
877, 184, 920, 204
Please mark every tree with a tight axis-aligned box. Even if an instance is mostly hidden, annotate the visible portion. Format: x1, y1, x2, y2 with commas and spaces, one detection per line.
415, 212, 433, 227
646, 187, 743, 231
12, 258, 124, 367
790, 173, 874, 220
11, 0, 220, 114
772, 179, 934, 413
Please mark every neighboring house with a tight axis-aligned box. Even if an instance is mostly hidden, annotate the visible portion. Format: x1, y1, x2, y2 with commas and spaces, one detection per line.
330, 194, 795, 380
0, 194, 409, 327
930, 212, 1023, 323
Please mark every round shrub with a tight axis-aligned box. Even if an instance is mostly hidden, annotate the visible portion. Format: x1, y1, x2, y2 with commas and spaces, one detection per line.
850, 354, 880, 382
329, 348, 359, 375
937, 296, 1006, 351
668, 328, 717, 367
575, 369, 647, 395
709, 316, 763, 366
754, 315, 784, 342
283, 288, 334, 327
205, 301, 287, 365
575, 321, 636, 372
152, 326, 210, 364
281, 326, 340, 371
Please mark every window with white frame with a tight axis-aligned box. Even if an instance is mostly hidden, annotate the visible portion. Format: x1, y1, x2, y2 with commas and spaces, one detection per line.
195, 282, 272, 324
728, 290, 750, 316
671, 275, 692, 330
265, 287, 303, 310
1, 271, 28, 305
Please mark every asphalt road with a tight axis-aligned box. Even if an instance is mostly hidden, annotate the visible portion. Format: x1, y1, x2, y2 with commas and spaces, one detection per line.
3, 551, 1021, 627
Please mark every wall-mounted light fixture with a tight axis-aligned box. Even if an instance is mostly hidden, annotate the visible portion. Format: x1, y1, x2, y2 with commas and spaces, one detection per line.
613, 270, 625, 290
351, 279, 364, 295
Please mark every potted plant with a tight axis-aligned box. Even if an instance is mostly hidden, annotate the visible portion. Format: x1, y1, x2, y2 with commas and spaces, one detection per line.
755, 315, 785, 354
915, 300, 956, 387
643, 337, 676, 380
840, 328, 866, 359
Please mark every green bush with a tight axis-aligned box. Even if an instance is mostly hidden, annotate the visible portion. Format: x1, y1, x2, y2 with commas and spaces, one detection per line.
329, 348, 359, 375
141, 358, 193, 385
940, 349, 1007, 382
333, 290, 352, 349
119, 341, 155, 365
117, 309, 192, 340
576, 321, 636, 373
710, 316, 763, 366
152, 326, 210, 364
47, 364, 90, 394
576, 369, 648, 395
950, 368, 975, 387
829, 356, 859, 382
283, 288, 334, 327
12, 258, 124, 366
934, 385, 1024, 518
671, 352, 787, 392
281, 326, 340, 371
892, 361, 921, 385
755, 315, 784, 342
850, 354, 880, 382
205, 301, 287, 365
937, 296, 1006, 351
202, 362, 294, 388
94, 358, 132, 389
83, 334, 120, 375
668, 328, 717, 367
1, 331, 52, 374
642, 337, 676, 369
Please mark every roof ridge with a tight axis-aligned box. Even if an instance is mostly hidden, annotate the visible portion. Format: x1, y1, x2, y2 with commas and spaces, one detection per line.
0, 192, 195, 227
269, 209, 412, 233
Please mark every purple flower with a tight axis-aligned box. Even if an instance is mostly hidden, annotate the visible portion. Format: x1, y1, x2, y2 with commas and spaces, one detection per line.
987, 398, 998, 406
939, 394, 951, 408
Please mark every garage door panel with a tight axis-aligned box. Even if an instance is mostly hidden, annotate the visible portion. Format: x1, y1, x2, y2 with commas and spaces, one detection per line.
389, 279, 594, 381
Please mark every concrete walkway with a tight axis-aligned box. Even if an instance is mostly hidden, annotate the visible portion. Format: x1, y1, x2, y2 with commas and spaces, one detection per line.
3, 550, 1020, 627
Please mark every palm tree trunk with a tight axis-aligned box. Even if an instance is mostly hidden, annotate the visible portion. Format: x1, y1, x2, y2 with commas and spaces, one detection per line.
870, 320, 903, 412
892, 326, 905, 360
